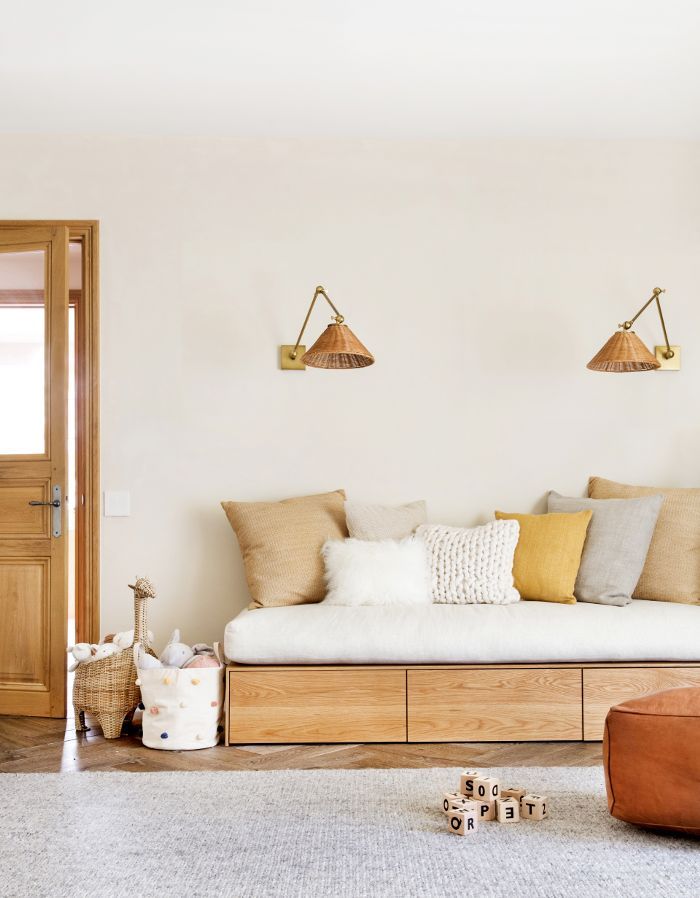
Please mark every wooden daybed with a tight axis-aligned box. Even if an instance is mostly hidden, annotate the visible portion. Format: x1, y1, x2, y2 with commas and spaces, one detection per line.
223, 602, 700, 744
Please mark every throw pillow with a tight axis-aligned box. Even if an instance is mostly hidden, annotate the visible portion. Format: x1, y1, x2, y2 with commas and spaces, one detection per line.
588, 476, 700, 604
416, 520, 520, 605
321, 537, 431, 606
345, 500, 427, 540
547, 491, 663, 606
221, 490, 347, 608
494, 510, 592, 604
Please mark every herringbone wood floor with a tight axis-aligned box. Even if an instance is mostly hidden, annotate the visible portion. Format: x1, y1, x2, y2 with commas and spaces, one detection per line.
0, 713, 603, 773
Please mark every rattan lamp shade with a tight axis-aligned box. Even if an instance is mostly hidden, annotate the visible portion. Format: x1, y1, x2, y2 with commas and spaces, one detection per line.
302, 323, 375, 369
587, 330, 661, 372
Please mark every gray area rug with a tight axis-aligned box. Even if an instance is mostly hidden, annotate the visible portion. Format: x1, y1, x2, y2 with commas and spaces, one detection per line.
1, 766, 697, 898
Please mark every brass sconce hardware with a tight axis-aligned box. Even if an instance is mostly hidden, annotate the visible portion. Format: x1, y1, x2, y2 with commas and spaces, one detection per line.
280, 285, 374, 370
587, 287, 681, 372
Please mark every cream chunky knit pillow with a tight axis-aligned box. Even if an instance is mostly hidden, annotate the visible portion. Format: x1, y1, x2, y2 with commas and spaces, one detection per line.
417, 520, 521, 604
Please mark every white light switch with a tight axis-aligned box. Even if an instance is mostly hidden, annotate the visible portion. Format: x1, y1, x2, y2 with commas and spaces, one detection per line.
104, 491, 131, 517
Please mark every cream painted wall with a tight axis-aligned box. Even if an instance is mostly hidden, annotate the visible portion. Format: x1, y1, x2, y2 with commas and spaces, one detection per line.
0, 137, 698, 649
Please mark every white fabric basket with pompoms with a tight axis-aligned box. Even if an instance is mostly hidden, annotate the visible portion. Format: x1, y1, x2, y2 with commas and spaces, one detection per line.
134, 642, 225, 750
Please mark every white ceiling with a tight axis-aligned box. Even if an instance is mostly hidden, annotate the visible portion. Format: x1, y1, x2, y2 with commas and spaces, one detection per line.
2, 1, 699, 138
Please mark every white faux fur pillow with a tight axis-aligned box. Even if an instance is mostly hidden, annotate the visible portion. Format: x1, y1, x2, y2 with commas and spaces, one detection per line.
417, 520, 520, 605
321, 537, 431, 606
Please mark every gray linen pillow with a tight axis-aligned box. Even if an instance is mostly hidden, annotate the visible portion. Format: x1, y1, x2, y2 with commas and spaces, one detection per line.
547, 491, 663, 606
345, 500, 427, 541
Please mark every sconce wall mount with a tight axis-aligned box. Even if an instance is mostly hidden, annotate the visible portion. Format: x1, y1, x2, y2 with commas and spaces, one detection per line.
280, 285, 374, 371
587, 287, 681, 373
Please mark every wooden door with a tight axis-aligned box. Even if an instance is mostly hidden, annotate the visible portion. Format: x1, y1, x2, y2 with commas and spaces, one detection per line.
0, 227, 69, 717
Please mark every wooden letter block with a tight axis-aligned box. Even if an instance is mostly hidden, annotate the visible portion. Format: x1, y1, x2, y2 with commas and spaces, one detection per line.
459, 770, 480, 797
501, 787, 526, 802
448, 798, 478, 815
520, 794, 548, 821
496, 797, 520, 823
447, 808, 478, 836
473, 776, 500, 801
475, 799, 496, 821
442, 791, 465, 813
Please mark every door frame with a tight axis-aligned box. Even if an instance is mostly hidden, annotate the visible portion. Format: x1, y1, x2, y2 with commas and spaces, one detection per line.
0, 220, 100, 646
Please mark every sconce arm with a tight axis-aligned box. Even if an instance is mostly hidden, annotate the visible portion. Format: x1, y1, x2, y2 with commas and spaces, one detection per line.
290, 286, 345, 359
621, 287, 674, 360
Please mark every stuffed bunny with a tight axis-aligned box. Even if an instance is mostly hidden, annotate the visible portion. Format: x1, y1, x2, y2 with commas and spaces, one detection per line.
159, 629, 194, 668
91, 642, 121, 662
137, 644, 163, 669
69, 640, 122, 670
67, 643, 93, 672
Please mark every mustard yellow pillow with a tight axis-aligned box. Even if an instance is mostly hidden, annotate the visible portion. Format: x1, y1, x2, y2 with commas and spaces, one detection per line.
494, 510, 592, 604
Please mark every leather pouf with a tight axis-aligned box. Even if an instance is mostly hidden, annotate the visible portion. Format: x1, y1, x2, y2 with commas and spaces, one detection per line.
604, 686, 700, 836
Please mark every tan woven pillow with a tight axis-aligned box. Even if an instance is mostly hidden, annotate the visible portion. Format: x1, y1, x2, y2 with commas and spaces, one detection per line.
221, 490, 347, 608
588, 476, 700, 604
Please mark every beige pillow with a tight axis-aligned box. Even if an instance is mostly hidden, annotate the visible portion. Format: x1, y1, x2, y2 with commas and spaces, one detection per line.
221, 490, 347, 608
345, 500, 427, 540
588, 476, 700, 604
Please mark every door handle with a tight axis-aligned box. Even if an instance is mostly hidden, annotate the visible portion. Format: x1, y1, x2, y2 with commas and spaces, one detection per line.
28, 485, 62, 537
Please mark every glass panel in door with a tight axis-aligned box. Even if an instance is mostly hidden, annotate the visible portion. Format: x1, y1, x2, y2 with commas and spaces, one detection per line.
0, 249, 46, 454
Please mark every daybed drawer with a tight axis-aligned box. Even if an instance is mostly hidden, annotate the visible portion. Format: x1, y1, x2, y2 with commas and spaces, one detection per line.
407, 668, 582, 741
583, 667, 700, 741
227, 668, 406, 743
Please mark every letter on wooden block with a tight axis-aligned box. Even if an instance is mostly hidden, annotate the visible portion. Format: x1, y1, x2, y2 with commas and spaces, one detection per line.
442, 791, 465, 813
501, 787, 526, 801
520, 794, 548, 821
447, 808, 478, 835
496, 797, 520, 823
473, 776, 500, 801
448, 798, 478, 815
459, 770, 481, 796
475, 799, 496, 821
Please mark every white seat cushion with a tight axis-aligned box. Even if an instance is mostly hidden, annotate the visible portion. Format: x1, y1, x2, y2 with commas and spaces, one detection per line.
224, 600, 700, 665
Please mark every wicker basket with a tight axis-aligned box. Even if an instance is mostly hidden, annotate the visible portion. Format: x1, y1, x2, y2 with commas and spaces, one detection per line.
73, 577, 156, 739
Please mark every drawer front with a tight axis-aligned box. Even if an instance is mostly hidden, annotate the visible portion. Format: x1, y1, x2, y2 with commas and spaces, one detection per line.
583, 667, 700, 741
228, 668, 406, 743
408, 668, 582, 741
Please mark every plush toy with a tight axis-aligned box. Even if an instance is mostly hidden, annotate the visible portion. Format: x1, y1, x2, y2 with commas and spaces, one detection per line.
184, 654, 221, 669
67, 643, 93, 672
91, 642, 121, 662
159, 630, 194, 668
192, 643, 215, 656
68, 641, 121, 671
137, 644, 163, 669
110, 629, 155, 651
183, 644, 221, 669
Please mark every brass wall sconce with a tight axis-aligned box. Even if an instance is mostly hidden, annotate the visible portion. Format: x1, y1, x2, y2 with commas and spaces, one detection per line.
587, 287, 681, 372
280, 285, 374, 370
